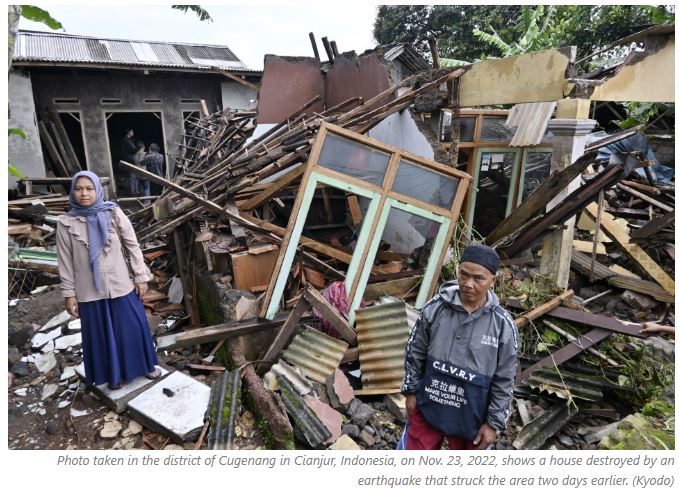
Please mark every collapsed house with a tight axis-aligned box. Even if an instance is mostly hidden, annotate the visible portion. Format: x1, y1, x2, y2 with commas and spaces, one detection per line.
8, 26, 675, 450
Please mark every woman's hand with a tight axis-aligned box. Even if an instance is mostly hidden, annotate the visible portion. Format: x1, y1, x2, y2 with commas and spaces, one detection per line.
65, 297, 79, 317
135, 282, 148, 300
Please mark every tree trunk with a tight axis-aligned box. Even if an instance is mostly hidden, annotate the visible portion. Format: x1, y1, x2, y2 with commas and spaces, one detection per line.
8, 5, 22, 73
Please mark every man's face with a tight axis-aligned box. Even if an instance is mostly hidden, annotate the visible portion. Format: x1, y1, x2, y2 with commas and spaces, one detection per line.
457, 261, 496, 305
128, 130, 134, 138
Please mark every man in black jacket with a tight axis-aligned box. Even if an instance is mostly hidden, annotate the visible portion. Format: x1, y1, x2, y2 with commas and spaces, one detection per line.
401, 244, 517, 450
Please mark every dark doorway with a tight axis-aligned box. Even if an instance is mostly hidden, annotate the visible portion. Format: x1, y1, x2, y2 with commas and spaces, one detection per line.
58, 112, 87, 169
105, 112, 165, 196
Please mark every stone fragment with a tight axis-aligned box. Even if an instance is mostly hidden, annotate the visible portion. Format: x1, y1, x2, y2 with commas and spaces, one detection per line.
40, 311, 71, 332
122, 420, 143, 437
8, 346, 20, 366
326, 369, 354, 411
14, 388, 28, 397
621, 290, 658, 311
46, 422, 58, 435
100, 420, 123, 438
41, 383, 59, 401
329, 434, 361, 450
341, 424, 360, 440
41, 341, 55, 353
11, 361, 30, 378
303, 395, 343, 444
234, 296, 258, 321
60, 366, 77, 381
54, 333, 82, 350
359, 429, 376, 447
31, 327, 62, 349
348, 398, 374, 428
30, 352, 57, 373
9, 323, 35, 347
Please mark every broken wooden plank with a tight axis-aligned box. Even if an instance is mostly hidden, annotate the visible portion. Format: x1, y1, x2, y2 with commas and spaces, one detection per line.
304, 285, 357, 345
240, 164, 306, 211
363, 276, 421, 300
230, 248, 279, 291
542, 320, 618, 366
616, 184, 673, 212
212, 67, 259, 91
584, 202, 674, 295
347, 194, 363, 227
187, 364, 226, 372
156, 315, 290, 351
256, 296, 310, 375
514, 290, 574, 329
629, 210, 674, 240
486, 150, 596, 245
225, 202, 247, 247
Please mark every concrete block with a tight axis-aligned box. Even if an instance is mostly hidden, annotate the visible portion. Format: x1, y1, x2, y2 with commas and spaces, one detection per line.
329, 434, 361, 450
383, 393, 407, 423
75, 363, 170, 413
127, 371, 210, 443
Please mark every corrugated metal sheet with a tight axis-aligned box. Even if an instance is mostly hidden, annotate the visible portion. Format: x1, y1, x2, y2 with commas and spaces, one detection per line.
526, 368, 604, 402
512, 401, 577, 450
281, 325, 348, 383
277, 375, 331, 448
14, 30, 259, 73
355, 302, 410, 392
263, 359, 314, 396
376, 295, 420, 331
206, 370, 241, 450
506, 102, 557, 147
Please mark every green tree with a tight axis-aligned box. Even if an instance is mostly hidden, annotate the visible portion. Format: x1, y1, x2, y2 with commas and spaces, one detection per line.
373, 5, 674, 63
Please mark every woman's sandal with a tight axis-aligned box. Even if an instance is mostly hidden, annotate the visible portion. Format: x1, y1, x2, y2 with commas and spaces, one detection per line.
146, 368, 162, 380
109, 382, 124, 390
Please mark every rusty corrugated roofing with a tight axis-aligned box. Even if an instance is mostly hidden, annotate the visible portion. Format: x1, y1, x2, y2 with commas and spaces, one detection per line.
355, 302, 410, 393
277, 375, 331, 448
506, 102, 557, 147
14, 30, 259, 73
281, 325, 348, 383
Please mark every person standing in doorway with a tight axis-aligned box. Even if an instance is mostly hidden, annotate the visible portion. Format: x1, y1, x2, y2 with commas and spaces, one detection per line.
130, 140, 146, 196
120, 129, 136, 195
140, 143, 165, 199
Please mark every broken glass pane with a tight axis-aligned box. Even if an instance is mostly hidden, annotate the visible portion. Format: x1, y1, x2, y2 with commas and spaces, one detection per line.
392, 159, 459, 209
473, 151, 517, 237
317, 133, 390, 186
439, 112, 476, 142
521, 151, 552, 202
479, 116, 516, 141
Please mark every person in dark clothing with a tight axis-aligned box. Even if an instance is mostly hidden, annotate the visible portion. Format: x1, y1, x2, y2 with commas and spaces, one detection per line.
400, 244, 518, 450
120, 129, 136, 194
140, 143, 165, 198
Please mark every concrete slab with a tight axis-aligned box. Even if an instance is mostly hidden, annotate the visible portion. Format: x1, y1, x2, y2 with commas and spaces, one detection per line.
54, 333, 82, 350
127, 371, 210, 444
329, 434, 361, 450
75, 363, 170, 413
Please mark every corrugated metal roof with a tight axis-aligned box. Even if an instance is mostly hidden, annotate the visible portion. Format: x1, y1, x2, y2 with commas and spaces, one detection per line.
355, 302, 410, 393
512, 401, 577, 450
383, 43, 430, 72
14, 30, 259, 73
526, 368, 603, 402
281, 325, 348, 383
506, 102, 557, 147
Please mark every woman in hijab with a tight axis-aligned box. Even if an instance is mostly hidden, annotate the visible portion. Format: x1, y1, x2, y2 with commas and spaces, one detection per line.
56, 171, 160, 390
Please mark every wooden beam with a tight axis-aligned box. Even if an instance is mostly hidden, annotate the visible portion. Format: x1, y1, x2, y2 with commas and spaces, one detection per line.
514, 290, 574, 329
156, 315, 289, 351
212, 67, 259, 92
629, 210, 674, 240
584, 202, 674, 295
303, 285, 357, 345
240, 164, 306, 211
256, 297, 310, 374
616, 183, 673, 212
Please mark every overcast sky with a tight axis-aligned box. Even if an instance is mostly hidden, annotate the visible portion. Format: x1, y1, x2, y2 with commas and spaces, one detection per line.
18, 3, 382, 70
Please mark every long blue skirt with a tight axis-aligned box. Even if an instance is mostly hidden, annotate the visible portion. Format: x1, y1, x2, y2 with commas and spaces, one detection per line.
79, 290, 158, 388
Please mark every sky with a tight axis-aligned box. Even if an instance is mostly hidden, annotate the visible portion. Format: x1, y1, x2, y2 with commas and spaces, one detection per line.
17, 2, 383, 70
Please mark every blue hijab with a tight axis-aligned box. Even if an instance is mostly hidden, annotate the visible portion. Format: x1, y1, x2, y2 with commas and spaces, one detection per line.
66, 171, 119, 293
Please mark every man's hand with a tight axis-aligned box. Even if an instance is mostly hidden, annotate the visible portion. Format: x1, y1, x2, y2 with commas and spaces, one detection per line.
405, 394, 417, 421
135, 282, 148, 300
473, 423, 497, 450
64, 297, 79, 317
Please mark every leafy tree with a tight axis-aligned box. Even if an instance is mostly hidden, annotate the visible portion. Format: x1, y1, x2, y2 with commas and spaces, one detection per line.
171, 5, 213, 22
374, 4, 674, 63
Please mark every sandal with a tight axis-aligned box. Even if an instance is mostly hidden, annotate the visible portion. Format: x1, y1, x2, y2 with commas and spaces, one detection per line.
108, 382, 124, 390
146, 368, 162, 380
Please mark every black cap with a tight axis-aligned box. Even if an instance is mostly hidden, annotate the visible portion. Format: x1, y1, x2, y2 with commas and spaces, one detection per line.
460, 244, 500, 275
